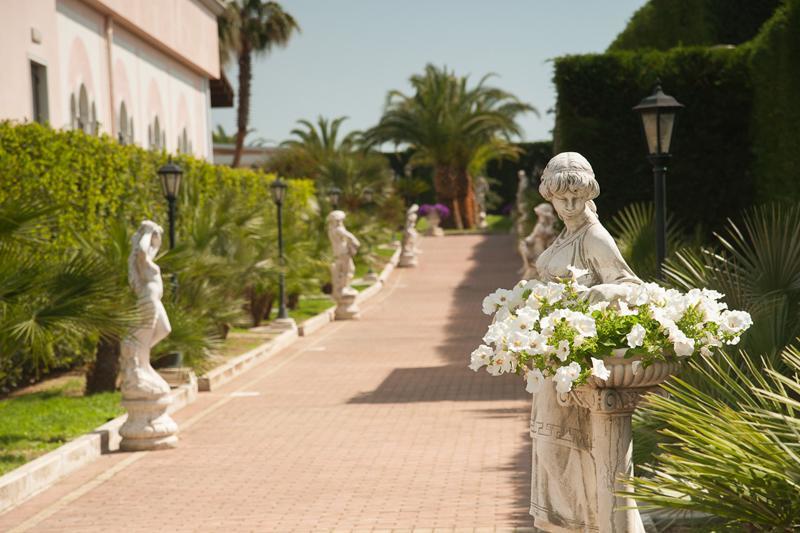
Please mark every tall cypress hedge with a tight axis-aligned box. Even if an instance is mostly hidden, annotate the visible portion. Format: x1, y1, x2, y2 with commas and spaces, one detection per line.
553, 47, 754, 232
749, 0, 800, 202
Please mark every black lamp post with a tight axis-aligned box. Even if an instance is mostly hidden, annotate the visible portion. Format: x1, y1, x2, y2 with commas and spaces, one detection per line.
157, 161, 183, 250
327, 186, 342, 209
270, 178, 289, 321
633, 83, 683, 278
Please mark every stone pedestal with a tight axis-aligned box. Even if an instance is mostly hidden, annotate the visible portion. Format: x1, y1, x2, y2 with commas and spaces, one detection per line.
398, 250, 418, 267
552, 357, 677, 533
425, 212, 444, 237
364, 271, 379, 283
271, 317, 298, 332
120, 395, 178, 451
334, 290, 360, 320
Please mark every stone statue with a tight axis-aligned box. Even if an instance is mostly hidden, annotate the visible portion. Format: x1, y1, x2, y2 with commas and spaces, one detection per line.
520, 203, 558, 280
119, 220, 178, 451
327, 210, 361, 320
474, 176, 489, 229
515, 169, 530, 239
399, 204, 419, 267
530, 153, 645, 532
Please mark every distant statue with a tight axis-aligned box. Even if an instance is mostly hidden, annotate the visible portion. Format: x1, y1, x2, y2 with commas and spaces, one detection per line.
520, 203, 558, 280
327, 210, 361, 320
119, 220, 178, 451
515, 169, 530, 238
399, 203, 419, 267
474, 176, 489, 229
530, 152, 642, 531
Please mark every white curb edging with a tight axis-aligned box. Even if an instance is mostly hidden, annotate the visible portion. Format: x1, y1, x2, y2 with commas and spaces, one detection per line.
0, 378, 198, 515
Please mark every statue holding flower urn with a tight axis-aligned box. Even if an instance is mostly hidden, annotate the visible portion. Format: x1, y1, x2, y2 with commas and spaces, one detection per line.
399, 204, 420, 267
419, 203, 450, 237
469, 153, 753, 532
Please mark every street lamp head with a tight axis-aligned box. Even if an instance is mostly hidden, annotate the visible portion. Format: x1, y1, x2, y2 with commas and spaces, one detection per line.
362, 187, 374, 204
327, 186, 342, 208
157, 161, 183, 201
270, 178, 288, 205
633, 83, 684, 157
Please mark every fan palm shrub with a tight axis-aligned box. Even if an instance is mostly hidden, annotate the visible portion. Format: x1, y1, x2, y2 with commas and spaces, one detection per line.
367, 64, 536, 229
625, 347, 800, 530
607, 202, 697, 281
0, 198, 135, 392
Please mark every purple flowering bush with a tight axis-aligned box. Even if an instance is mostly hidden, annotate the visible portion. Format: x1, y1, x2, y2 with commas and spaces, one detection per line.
419, 203, 451, 219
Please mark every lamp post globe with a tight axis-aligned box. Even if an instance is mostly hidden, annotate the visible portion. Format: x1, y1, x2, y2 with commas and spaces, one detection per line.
270, 179, 290, 321
327, 186, 342, 209
157, 161, 183, 250
633, 83, 683, 278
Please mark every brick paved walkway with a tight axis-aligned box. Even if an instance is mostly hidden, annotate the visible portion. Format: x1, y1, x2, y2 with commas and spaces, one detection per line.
1, 234, 533, 533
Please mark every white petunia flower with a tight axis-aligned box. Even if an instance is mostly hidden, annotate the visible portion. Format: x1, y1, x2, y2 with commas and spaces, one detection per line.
670, 329, 695, 356
555, 339, 570, 361
567, 265, 590, 281
469, 345, 494, 371
554, 362, 582, 393
616, 300, 639, 317
573, 334, 585, 348
528, 332, 550, 355
486, 349, 517, 376
507, 331, 531, 353
626, 285, 650, 306
590, 357, 611, 381
568, 313, 597, 337
511, 308, 540, 332
719, 310, 753, 335
481, 288, 513, 315
483, 321, 510, 345
626, 324, 646, 348
525, 368, 545, 394
588, 301, 609, 313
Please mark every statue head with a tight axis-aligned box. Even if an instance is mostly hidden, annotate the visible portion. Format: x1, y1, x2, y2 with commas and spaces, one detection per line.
326, 210, 346, 227
539, 152, 599, 221
534, 202, 556, 224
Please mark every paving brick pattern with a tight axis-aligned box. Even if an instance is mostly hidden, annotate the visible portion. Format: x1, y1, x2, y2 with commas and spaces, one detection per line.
0, 235, 533, 533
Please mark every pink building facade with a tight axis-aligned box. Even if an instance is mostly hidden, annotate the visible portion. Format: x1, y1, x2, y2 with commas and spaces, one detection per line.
0, 0, 225, 160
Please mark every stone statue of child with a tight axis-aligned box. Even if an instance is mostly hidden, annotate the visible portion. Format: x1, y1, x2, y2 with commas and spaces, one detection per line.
121, 220, 173, 400
520, 202, 558, 280
119, 220, 178, 450
529, 152, 642, 531
399, 204, 420, 267
327, 210, 361, 319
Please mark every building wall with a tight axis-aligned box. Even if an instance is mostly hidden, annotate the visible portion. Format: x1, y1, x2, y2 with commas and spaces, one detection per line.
0, 0, 219, 160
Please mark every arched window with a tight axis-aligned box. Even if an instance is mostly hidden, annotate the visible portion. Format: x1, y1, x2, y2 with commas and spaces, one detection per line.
78, 84, 89, 134
90, 102, 97, 135
69, 94, 77, 130
177, 127, 190, 154
118, 102, 131, 144
150, 116, 163, 150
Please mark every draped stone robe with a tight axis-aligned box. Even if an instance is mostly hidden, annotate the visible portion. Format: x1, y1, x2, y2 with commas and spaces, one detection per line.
530, 219, 639, 532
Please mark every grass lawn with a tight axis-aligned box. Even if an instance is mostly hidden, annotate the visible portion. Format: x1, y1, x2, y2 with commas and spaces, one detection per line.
269, 295, 335, 323
0, 378, 122, 476
443, 214, 511, 235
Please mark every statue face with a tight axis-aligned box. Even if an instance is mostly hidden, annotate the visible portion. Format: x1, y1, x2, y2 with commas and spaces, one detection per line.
151, 231, 162, 250
551, 191, 587, 221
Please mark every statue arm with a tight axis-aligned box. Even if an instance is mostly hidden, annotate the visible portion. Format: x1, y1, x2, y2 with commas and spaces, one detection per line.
582, 228, 641, 303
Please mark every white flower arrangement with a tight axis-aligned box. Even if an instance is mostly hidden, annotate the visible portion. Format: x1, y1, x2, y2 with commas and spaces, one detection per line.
470, 268, 753, 395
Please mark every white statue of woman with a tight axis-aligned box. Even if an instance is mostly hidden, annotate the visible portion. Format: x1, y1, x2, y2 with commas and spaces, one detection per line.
530, 153, 641, 531
119, 220, 178, 450
121, 220, 172, 400
399, 204, 419, 267
327, 210, 361, 319
520, 203, 558, 280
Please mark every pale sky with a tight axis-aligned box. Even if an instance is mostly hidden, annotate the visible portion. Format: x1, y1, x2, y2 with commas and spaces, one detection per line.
211, 0, 648, 145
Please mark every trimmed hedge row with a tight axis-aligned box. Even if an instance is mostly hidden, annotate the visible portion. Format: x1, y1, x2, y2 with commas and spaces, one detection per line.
749, 0, 800, 202
0, 122, 314, 254
609, 0, 780, 52
552, 47, 754, 232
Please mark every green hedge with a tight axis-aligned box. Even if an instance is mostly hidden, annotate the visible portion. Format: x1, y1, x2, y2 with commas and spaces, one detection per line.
553, 47, 754, 232
610, 0, 780, 52
749, 0, 800, 202
0, 122, 314, 254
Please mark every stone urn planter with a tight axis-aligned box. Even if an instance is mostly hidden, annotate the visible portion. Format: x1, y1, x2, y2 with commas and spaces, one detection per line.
557, 352, 679, 533
424, 210, 444, 237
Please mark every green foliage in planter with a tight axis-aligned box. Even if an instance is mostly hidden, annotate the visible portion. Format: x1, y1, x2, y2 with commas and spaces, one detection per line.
552, 46, 754, 233
609, 0, 780, 52
749, 0, 800, 203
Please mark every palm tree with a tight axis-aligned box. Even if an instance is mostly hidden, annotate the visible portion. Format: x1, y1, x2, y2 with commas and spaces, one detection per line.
282, 116, 361, 169
218, 1, 299, 167
367, 64, 536, 229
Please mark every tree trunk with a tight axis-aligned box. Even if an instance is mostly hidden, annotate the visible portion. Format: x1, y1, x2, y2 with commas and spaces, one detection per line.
454, 171, 477, 229
85, 336, 120, 394
247, 286, 273, 327
232, 42, 251, 168
433, 165, 465, 230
